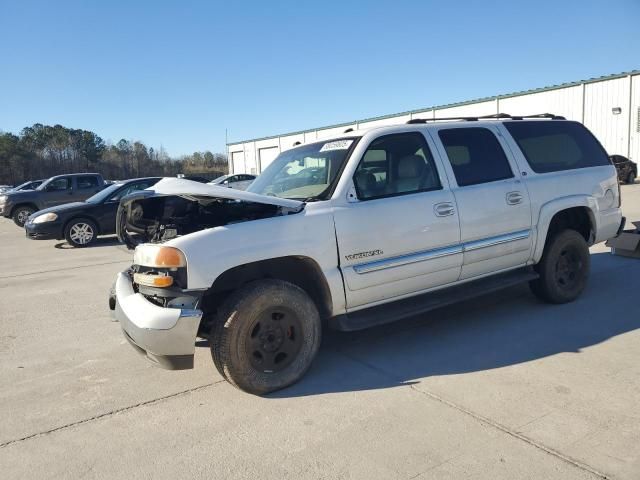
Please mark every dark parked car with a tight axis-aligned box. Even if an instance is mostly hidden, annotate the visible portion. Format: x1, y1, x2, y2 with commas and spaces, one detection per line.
0, 173, 107, 226
24, 177, 161, 247
610, 155, 637, 184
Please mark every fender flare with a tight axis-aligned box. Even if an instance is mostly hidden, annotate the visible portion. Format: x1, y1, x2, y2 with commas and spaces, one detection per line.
533, 195, 598, 263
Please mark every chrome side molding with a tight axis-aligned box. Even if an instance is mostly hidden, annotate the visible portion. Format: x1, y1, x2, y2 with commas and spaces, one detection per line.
352, 229, 531, 274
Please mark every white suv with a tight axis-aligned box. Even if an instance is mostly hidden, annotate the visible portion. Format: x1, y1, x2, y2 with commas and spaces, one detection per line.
110, 114, 624, 395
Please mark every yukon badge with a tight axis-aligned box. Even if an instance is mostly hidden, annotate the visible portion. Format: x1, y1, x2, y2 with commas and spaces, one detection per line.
345, 250, 383, 261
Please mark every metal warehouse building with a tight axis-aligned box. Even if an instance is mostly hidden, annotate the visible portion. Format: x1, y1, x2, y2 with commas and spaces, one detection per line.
227, 70, 640, 175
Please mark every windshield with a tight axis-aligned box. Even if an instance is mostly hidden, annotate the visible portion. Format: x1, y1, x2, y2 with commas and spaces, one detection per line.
209, 175, 229, 184
247, 138, 357, 200
85, 183, 122, 203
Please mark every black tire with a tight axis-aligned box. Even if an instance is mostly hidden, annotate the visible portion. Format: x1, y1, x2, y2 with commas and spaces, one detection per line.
529, 229, 590, 304
64, 218, 97, 247
627, 171, 636, 184
12, 205, 35, 227
211, 279, 321, 395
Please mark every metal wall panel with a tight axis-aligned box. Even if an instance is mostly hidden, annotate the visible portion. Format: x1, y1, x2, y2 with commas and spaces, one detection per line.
435, 100, 497, 118
357, 114, 411, 130
584, 77, 630, 156
498, 85, 583, 121
630, 75, 640, 161
228, 73, 639, 174
317, 123, 357, 139
279, 133, 305, 152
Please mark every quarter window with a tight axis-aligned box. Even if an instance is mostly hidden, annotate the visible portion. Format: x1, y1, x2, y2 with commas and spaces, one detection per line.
438, 128, 513, 186
503, 121, 610, 173
353, 132, 441, 200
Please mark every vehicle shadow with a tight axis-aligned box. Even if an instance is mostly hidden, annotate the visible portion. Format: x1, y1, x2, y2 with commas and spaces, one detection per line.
54, 236, 123, 249
267, 251, 639, 398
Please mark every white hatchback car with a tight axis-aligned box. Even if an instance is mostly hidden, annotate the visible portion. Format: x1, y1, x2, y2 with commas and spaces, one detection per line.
208, 174, 256, 190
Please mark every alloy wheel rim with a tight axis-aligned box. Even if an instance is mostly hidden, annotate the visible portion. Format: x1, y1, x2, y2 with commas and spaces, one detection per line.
70, 223, 94, 244
17, 210, 31, 224
245, 307, 303, 373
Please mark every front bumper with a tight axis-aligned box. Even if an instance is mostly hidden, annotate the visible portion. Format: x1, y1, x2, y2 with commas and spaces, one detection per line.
110, 271, 202, 370
24, 221, 63, 240
0, 204, 10, 217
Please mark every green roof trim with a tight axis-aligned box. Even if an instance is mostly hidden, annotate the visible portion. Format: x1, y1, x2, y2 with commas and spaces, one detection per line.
228, 70, 639, 146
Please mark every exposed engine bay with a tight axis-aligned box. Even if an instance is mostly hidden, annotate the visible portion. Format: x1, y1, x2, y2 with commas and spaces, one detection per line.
117, 192, 303, 249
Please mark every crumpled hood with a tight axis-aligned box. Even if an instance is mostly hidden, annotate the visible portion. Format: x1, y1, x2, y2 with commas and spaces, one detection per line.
116, 178, 305, 249
146, 178, 304, 209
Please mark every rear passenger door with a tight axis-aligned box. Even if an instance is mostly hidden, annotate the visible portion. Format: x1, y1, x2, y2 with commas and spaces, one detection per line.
430, 125, 533, 280
74, 176, 102, 201
334, 131, 462, 309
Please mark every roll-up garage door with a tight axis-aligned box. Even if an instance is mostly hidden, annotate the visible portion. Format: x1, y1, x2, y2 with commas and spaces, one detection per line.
231, 151, 246, 174
258, 147, 279, 173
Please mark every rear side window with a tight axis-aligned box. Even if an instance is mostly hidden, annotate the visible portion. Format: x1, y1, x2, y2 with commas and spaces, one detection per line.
438, 128, 513, 186
77, 176, 99, 189
504, 121, 610, 173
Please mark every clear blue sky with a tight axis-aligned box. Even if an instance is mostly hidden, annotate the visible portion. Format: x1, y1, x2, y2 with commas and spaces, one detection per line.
1, 0, 638, 156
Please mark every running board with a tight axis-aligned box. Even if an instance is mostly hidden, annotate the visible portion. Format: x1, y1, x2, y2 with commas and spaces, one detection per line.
329, 268, 539, 332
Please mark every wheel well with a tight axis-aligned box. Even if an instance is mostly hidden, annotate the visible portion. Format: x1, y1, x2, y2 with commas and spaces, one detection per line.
10, 203, 39, 216
546, 207, 594, 245
201, 256, 333, 327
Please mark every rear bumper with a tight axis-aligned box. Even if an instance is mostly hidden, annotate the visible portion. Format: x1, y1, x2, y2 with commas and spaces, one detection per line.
594, 207, 624, 244
110, 271, 202, 370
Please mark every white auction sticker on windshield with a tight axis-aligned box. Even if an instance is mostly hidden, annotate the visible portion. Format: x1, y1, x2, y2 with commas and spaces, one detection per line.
319, 140, 353, 152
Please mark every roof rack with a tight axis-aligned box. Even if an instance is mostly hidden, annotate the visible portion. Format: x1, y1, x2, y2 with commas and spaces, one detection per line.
406, 113, 566, 124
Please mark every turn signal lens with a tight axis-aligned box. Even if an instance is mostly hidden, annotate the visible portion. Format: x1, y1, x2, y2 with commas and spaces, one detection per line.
133, 245, 186, 269
133, 272, 174, 288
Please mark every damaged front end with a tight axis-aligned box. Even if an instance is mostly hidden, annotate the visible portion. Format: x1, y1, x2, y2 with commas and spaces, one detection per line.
116, 178, 305, 249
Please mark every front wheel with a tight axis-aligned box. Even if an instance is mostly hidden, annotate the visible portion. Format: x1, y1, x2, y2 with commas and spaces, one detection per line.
627, 171, 636, 184
12, 206, 35, 227
211, 279, 321, 395
65, 218, 97, 247
529, 229, 590, 304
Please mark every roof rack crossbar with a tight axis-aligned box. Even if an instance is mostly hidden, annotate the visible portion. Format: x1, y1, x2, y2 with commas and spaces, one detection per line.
406, 113, 565, 124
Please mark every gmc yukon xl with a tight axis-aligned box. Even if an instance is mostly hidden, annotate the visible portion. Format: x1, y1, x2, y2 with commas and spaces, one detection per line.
109, 114, 624, 394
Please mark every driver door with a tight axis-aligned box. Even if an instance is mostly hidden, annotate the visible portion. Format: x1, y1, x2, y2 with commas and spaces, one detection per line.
43, 177, 74, 207
333, 131, 462, 309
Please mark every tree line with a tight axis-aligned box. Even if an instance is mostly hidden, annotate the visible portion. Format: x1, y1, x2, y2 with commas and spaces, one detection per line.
0, 123, 228, 185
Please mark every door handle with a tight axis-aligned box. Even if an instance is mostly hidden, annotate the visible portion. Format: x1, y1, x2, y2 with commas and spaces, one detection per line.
506, 191, 523, 205
434, 202, 455, 217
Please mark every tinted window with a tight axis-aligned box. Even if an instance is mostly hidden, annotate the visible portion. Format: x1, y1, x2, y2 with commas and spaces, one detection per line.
504, 121, 610, 173
439, 128, 513, 186
47, 178, 71, 191
77, 176, 99, 189
354, 132, 441, 200
109, 181, 154, 202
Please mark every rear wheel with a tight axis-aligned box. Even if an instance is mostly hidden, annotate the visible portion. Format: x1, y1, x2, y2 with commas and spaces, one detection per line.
627, 171, 636, 184
529, 229, 590, 304
12, 206, 35, 227
211, 279, 321, 395
65, 218, 97, 247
